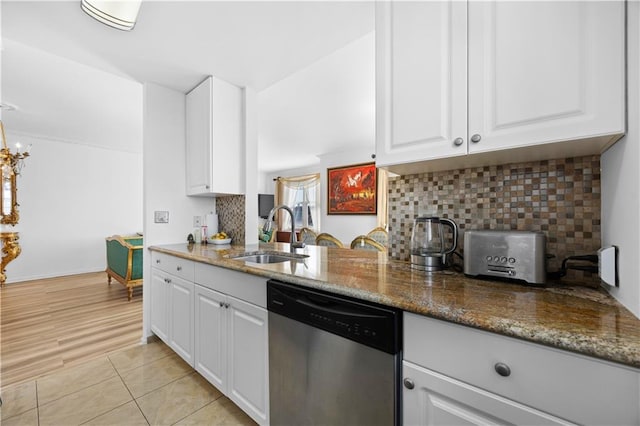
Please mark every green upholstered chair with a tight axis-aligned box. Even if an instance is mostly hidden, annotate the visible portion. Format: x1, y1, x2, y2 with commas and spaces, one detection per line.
106, 235, 143, 301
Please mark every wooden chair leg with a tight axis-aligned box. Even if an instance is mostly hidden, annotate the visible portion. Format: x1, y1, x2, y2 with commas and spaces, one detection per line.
128, 286, 133, 301
107, 274, 112, 285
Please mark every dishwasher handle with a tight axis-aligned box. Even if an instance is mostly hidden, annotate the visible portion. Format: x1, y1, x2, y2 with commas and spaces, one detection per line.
295, 295, 388, 320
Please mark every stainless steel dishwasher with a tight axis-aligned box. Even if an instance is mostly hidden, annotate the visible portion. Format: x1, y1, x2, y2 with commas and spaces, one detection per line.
267, 279, 402, 425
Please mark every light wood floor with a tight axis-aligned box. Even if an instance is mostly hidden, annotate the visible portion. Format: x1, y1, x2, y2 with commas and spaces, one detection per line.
0, 272, 143, 389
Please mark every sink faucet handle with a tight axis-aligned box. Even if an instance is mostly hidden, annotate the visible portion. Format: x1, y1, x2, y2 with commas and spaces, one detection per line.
292, 241, 305, 249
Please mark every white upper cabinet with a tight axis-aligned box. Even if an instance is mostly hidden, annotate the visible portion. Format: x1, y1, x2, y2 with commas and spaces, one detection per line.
376, 1, 625, 174
467, 1, 625, 154
186, 76, 243, 196
376, 1, 467, 166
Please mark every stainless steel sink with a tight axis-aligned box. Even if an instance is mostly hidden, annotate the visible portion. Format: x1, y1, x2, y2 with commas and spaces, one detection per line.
227, 251, 309, 264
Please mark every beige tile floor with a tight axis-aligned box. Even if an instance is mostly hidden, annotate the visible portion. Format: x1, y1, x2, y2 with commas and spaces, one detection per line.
0, 340, 257, 426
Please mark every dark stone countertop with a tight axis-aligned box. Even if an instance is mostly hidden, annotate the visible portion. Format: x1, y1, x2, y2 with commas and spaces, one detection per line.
149, 242, 640, 369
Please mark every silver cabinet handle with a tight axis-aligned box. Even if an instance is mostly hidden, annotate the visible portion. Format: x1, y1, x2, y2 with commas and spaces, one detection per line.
403, 378, 415, 390
471, 134, 482, 143
494, 362, 511, 377
224, 303, 230, 309
453, 137, 464, 146
219, 301, 224, 307
156, 259, 160, 264
176, 266, 182, 271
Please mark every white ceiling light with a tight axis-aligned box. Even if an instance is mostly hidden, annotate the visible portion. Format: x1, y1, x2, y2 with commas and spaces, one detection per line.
81, 0, 142, 31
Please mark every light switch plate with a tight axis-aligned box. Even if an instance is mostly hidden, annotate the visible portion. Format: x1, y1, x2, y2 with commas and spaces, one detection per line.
154, 211, 169, 224
193, 215, 202, 227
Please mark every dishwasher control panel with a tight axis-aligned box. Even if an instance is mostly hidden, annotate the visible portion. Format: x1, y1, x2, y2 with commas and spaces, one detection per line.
267, 279, 401, 354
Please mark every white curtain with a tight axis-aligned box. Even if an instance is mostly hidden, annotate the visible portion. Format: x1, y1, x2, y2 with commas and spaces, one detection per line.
274, 173, 321, 232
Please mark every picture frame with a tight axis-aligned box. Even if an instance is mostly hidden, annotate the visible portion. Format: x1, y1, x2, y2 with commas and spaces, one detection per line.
327, 162, 377, 215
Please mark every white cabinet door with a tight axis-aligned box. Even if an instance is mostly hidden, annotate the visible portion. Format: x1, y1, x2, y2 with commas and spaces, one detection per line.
194, 285, 228, 393
185, 76, 243, 196
150, 269, 169, 343
403, 361, 573, 426
467, 1, 625, 155
168, 276, 194, 366
227, 296, 269, 426
376, 0, 467, 168
186, 76, 213, 196
376, 0, 625, 173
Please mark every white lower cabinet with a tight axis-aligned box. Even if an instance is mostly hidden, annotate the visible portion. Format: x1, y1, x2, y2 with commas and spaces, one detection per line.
194, 281, 269, 425
194, 285, 227, 390
150, 268, 169, 343
227, 295, 269, 424
150, 268, 194, 366
168, 276, 194, 366
403, 361, 571, 425
403, 312, 640, 426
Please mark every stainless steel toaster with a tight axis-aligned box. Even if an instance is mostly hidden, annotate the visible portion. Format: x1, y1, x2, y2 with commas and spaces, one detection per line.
464, 230, 547, 285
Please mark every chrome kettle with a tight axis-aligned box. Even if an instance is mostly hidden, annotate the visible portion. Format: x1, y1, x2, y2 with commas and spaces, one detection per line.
410, 216, 458, 271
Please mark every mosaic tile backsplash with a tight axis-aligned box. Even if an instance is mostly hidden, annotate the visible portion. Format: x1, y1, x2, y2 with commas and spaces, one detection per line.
388, 155, 601, 285
216, 195, 246, 246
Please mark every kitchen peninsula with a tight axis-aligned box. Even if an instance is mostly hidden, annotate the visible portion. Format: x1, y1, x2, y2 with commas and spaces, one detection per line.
149, 242, 639, 425
150, 242, 639, 367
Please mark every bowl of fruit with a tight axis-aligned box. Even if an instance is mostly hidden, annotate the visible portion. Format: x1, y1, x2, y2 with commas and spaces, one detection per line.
210, 232, 232, 245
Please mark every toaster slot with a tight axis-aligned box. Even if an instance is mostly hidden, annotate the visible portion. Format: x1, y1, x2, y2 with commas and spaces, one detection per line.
487, 265, 516, 276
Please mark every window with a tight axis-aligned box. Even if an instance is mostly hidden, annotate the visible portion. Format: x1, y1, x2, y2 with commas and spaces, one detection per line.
275, 173, 320, 232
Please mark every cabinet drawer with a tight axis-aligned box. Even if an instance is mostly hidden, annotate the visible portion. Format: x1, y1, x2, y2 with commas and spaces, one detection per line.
403, 361, 573, 426
194, 262, 266, 308
404, 313, 639, 425
151, 251, 194, 282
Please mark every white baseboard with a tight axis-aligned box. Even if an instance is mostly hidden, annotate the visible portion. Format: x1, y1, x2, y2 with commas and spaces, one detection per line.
6, 268, 106, 284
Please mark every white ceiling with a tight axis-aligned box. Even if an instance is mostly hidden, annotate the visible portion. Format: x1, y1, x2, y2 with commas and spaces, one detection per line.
1, 1, 375, 171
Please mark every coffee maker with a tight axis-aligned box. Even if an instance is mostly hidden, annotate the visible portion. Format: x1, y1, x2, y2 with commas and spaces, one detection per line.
410, 216, 458, 271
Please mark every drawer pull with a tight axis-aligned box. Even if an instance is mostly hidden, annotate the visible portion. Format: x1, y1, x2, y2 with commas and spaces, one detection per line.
176, 266, 182, 271
403, 378, 415, 390
494, 362, 511, 377
156, 259, 160, 264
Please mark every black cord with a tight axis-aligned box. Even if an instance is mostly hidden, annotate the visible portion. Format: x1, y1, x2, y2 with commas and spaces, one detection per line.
447, 251, 464, 273
547, 254, 598, 280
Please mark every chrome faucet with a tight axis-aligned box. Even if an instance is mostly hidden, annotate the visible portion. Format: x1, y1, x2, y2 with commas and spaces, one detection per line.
263, 204, 305, 253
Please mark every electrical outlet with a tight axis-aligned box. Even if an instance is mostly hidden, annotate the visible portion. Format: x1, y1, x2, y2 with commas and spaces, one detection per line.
193, 215, 202, 227
598, 246, 618, 286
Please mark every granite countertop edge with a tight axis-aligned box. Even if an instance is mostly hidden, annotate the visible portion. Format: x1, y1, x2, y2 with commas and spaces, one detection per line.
149, 244, 640, 369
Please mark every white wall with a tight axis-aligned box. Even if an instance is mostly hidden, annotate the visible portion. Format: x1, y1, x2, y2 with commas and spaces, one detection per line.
601, 1, 640, 318
142, 83, 215, 339
1, 38, 144, 283
258, 31, 375, 173
4, 132, 142, 282
264, 148, 377, 245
